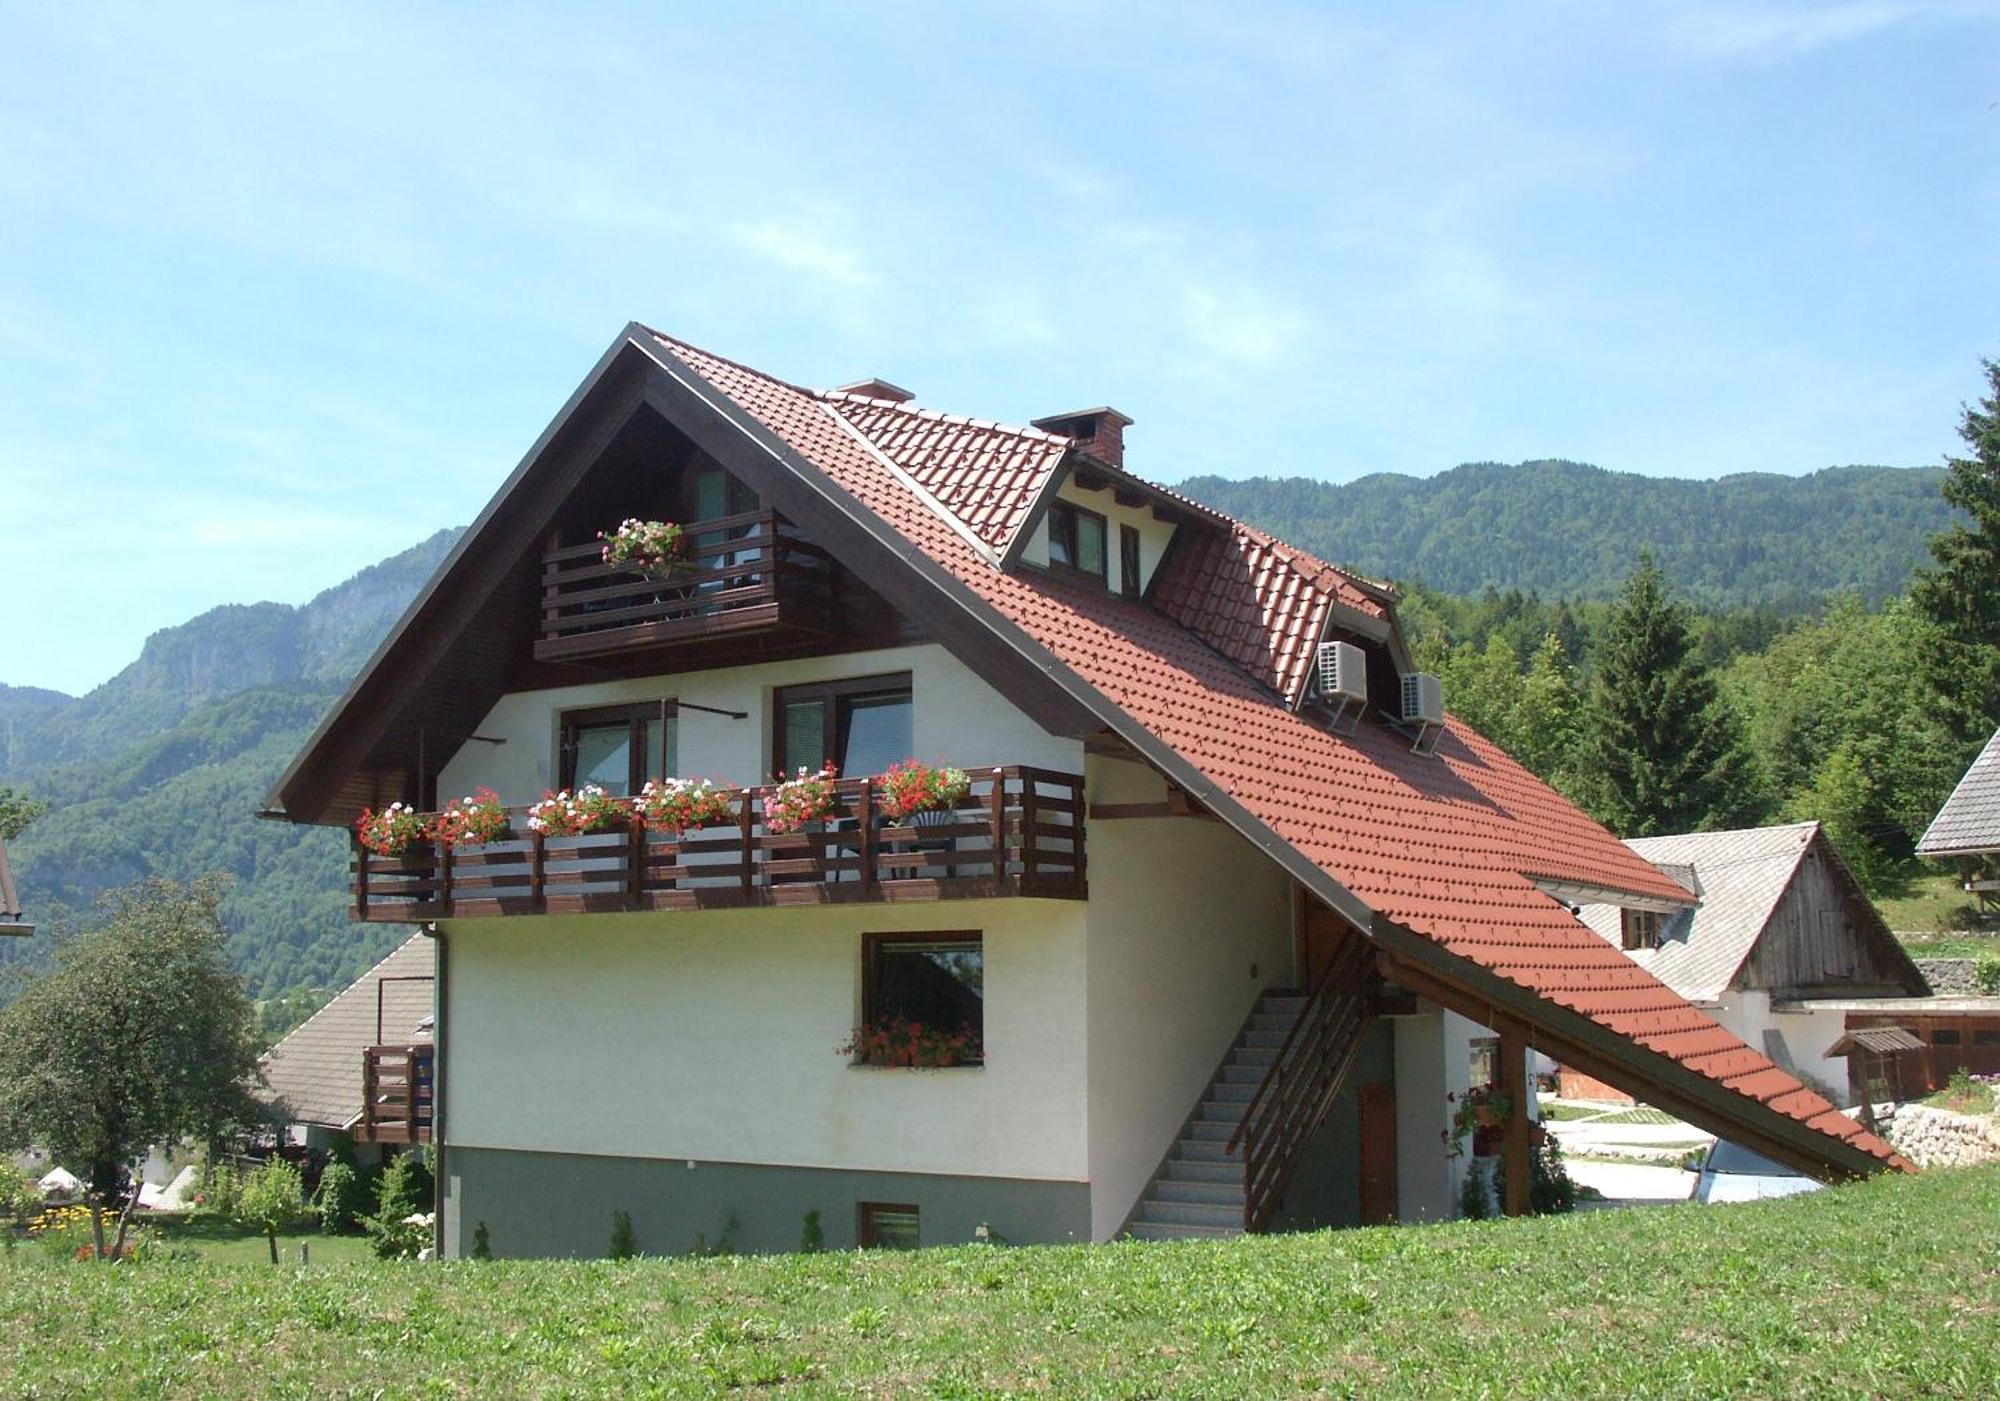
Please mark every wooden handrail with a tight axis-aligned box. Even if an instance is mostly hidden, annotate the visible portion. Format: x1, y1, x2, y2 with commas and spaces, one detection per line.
1228, 928, 1376, 1232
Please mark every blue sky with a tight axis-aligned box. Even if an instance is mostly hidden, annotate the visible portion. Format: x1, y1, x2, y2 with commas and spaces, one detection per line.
2, 2, 1996, 695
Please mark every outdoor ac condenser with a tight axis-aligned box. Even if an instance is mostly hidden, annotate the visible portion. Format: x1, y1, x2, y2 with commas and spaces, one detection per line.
1314, 640, 1367, 733
1400, 671, 1445, 753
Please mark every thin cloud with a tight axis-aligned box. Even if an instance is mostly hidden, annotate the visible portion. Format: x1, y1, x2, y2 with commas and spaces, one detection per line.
724, 219, 875, 289
1664, 1, 1984, 60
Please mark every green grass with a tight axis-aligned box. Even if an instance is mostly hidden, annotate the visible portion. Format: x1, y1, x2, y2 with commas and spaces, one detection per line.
145, 1217, 378, 1267
5, 1167, 1998, 1397
1879, 873, 1994, 944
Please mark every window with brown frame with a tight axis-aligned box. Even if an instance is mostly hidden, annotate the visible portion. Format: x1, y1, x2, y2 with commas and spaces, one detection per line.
862, 931, 984, 1063
1621, 909, 1662, 951
772, 672, 912, 780
858, 1202, 919, 1249
1047, 500, 1108, 583
559, 701, 677, 797
1119, 523, 1142, 596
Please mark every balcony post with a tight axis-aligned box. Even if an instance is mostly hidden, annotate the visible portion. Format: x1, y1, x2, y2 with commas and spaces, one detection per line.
988, 768, 1006, 881
354, 835, 369, 920
857, 779, 876, 893
530, 827, 546, 912
437, 839, 453, 913
1020, 773, 1039, 890
627, 813, 645, 906
739, 788, 756, 897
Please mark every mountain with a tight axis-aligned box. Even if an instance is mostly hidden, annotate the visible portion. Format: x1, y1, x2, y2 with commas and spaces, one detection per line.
1176, 461, 1951, 609
1, 529, 462, 999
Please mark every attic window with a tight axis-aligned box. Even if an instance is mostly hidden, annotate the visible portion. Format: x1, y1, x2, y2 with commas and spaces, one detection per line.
1621, 909, 1662, 951
1047, 501, 1108, 584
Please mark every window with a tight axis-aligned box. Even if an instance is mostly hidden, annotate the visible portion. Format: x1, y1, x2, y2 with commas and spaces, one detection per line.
560, 701, 677, 797
1468, 1036, 1499, 1089
1119, 524, 1142, 597
858, 1202, 919, 1249
1621, 909, 1662, 951
1930, 1028, 1963, 1046
1047, 500, 1108, 583
773, 673, 912, 779
863, 931, 984, 1061
1974, 1030, 2000, 1047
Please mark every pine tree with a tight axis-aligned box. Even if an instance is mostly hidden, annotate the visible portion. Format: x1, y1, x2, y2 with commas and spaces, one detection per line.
1912, 359, 2000, 736
1581, 557, 1758, 836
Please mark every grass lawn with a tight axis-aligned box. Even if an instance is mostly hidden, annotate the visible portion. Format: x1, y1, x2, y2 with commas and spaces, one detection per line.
1879, 872, 1994, 946
4, 1166, 1998, 1397
146, 1216, 378, 1267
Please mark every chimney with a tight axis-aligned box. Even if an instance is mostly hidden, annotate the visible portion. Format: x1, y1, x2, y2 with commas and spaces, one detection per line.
1032, 407, 1133, 469
833, 377, 914, 404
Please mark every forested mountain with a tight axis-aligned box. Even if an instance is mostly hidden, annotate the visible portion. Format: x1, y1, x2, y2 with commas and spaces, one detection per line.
1178, 461, 1949, 609
0, 529, 461, 998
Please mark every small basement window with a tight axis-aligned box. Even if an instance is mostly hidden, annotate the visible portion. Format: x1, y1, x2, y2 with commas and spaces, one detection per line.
1930, 1029, 1962, 1046
1621, 909, 1662, 952
859, 1202, 919, 1249
1047, 501, 1108, 584
858, 932, 984, 1066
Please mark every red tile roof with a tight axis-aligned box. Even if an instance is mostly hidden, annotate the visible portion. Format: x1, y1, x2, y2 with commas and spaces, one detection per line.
644, 328, 1902, 1171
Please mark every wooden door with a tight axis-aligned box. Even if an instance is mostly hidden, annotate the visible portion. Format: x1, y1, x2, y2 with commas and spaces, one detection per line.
1358, 1082, 1398, 1225
1297, 894, 1349, 990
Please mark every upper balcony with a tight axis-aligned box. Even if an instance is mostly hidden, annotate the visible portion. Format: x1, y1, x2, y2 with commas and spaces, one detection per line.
535, 509, 835, 664
350, 765, 1085, 923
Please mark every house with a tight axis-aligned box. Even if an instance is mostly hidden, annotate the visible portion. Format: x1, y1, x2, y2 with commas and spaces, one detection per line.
0, 834, 29, 937
1917, 723, 2000, 918
268, 324, 1903, 1259
258, 934, 435, 1157
1572, 823, 1929, 1103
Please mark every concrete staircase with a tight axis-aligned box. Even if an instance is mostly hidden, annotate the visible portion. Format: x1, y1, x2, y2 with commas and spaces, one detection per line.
1124, 991, 1306, 1241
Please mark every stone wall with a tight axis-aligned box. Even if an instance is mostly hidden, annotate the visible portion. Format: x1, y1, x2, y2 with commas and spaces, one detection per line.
1882, 1101, 2000, 1169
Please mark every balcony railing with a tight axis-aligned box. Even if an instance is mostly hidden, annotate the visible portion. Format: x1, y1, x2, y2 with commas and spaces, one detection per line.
535, 510, 835, 662
358, 1043, 434, 1144
350, 766, 1086, 922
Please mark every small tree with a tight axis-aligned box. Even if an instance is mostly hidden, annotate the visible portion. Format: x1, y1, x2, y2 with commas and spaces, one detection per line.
0, 876, 263, 1260
0, 786, 45, 840
235, 1158, 307, 1265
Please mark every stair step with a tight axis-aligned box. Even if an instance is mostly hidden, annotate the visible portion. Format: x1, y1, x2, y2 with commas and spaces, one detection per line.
1218, 1063, 1265, 1085
1186, 1119, 1238, 1142
1194, 1099, 1246, 1124
1139, 1199, 1243, 1228
1259, 996, 1306, 1015
1155, 1179, 1244, 1206
1164, 1157, 1240, 1184
1249, 1013, 1298, 1032
1230, 1047, 1278, 1068
1208, 1080, 1256, 1103
1125, 1221, 1242, 1242
1175, 1137, 1237, 1162
1243, 1029, 1287, 1049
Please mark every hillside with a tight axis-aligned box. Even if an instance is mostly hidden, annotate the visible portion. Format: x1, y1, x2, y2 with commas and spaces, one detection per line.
0, 529, 461, 998
1178, 460, 1949, 608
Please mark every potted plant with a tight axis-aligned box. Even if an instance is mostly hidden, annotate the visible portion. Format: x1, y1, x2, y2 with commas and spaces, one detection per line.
763, 765, 839, 835
356, 802, 431, 858
875, 760, 971, 829
430, 788, 510, 847
839, 1017, 983, 1069
636, 777, 737, 835
525, 785, 633, 838
598, 518, 689, 580
1441, 1086, 1514, 1160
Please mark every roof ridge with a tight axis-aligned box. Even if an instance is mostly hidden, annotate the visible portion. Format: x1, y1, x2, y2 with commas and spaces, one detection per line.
637, 325, 821, 400
259, 933, 429, 1062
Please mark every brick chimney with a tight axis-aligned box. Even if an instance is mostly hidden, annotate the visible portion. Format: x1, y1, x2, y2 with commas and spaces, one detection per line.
833, 377, 914, 404
1032, 407, 1133, 469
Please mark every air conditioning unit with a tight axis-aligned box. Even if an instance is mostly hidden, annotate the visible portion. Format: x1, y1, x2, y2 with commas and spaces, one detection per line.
1313, 640, 1366, 734
1400, 671, 1444, 753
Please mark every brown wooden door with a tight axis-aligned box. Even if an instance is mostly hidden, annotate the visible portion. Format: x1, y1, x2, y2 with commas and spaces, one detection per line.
1298, 896, 1348, 989
1358, 1082, 1398, 1225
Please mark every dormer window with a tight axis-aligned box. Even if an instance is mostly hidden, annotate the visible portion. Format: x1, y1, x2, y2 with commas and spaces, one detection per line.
1048, 501, 1108, 584
1621, 909, 1662, 951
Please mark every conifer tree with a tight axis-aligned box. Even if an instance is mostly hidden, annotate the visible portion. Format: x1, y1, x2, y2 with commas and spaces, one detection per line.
1582, 557, 1756, 836
1912, 359, 2000, 736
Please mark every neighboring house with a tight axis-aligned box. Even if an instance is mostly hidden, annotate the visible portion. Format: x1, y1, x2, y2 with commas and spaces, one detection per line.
1574, 823, 1929, 1103
267, 325, 1903, 1259
259, 935, 435, 1158
0, 834, 30, 937
1917, 723, 2000, 918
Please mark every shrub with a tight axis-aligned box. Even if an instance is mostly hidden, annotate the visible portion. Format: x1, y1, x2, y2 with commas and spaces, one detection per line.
1458, 1160, 1491, 1221
235, 1159, 308, 1264
193, 1160, 244, 1219
313, 1162, 369, 1234
800, 1209, 824, 1253
1529, 1138, 1578, 1215
0, 1160, 36, 1227
364, 1150, 436, 1259
370, 1212, 434, 1260
472, 1221, 492, 1260
1974, 956, 2000, 996
609, 1209, 637, 1261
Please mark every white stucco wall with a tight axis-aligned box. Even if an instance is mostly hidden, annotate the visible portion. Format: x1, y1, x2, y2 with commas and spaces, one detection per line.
1393, 1011, 1455, 1222
444, 898, 1089, 1181
1713, 990, 1851, 1101
1080, 757, 1296, 1237
436, 642, 1081, 805
1017, 475, 1178, 593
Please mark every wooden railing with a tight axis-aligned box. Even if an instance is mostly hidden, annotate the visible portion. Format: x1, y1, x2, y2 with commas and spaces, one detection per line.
359, 1044, 434, 1144
1227, 929, 1376, 1232
350, 766, 1086, 922
536, 510, 834, 661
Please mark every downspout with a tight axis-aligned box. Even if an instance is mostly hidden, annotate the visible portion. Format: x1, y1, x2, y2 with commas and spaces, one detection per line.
427, 922, 448, 1258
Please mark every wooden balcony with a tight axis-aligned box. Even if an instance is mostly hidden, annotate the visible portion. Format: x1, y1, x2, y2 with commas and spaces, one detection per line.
358, 1043, 434, 1144
536, 510, 835, 663
350, 766, 1086, 923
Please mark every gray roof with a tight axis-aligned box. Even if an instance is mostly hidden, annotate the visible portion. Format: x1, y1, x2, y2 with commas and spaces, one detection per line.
258, 935, 433, 1130
1917, 726, 2000, 858
0, 835, 27, 936
1579, 822, 1823, 1004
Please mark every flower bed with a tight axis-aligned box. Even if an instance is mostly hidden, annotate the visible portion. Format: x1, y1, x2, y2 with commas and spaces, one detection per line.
840, 1017, 983, 1068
